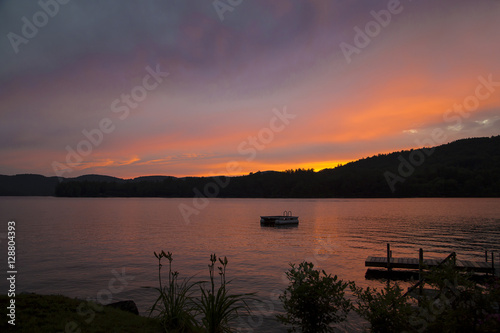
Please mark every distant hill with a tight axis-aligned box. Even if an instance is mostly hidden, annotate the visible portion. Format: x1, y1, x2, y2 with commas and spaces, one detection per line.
1, 136, 499, 198
0, 174, 124, 196
73, 174, 124, 183
130, 176, 174, 182
0, 174, 60, 196
316, 136, 500, 197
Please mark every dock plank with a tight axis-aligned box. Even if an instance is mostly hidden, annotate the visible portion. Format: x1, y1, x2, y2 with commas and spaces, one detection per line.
365, 255, 493, 274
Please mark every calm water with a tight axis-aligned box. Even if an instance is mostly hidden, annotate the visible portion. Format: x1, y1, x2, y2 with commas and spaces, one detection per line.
1, 197, 499, 331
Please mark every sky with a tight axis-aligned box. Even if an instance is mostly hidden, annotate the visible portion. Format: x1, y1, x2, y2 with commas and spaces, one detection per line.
1, 0, 499, 179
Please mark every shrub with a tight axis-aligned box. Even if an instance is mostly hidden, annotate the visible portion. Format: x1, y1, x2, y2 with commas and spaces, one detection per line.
409, 262, 500, 333
277, 261, 351, 333
350, 262, 500, 333
350, 282, 414, 333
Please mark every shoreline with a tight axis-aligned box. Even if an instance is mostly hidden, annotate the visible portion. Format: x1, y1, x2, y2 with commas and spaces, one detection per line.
0, 293, 162, 333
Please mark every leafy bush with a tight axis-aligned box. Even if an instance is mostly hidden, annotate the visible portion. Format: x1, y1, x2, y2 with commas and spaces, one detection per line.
351, 262, 500, 333
277, 261, 351, 332
408, 262, 500, 333
350, 282, 414, 333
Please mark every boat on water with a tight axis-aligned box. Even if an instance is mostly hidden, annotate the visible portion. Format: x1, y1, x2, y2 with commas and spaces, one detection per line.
260, 211, 299, 226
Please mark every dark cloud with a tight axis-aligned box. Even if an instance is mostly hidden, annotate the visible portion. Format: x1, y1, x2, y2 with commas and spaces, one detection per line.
0, 1, 361, 80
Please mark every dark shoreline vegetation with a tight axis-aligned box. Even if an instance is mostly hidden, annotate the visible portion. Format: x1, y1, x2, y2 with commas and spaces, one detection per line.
2, 253, 499, 333
1, 136, 499, 198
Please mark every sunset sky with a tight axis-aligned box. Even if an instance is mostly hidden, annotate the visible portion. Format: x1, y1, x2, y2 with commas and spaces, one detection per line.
1, 0, 499, 179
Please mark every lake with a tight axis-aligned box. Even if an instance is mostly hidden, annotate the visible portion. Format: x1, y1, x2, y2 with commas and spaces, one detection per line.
1, 197, 499, 331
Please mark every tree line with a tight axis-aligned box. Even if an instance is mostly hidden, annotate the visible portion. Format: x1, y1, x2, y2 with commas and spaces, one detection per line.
54, 136, 500, 198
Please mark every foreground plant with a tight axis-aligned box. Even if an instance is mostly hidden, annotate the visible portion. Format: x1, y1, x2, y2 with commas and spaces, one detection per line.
350, 282, 413, 333
351, 262, 500, 333
277, 261, 351, 333
410, 262, 500, 333
196, 254, 256, 333
145, 250, 200, 332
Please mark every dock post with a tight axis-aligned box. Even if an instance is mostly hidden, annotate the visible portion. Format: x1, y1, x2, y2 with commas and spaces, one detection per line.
419, 248, 423, 296
485, 250, 488, 262
387, 243, 392, 273
492, 252, 495, 275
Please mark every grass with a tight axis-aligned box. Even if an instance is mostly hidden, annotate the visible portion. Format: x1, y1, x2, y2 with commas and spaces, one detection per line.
0, 293, 163, 333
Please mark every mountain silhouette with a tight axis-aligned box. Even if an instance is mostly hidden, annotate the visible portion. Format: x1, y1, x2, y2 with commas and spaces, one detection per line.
1, 136, 499, 198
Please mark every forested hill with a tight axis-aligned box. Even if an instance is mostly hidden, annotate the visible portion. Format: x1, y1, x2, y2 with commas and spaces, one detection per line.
1, 136, 499, 198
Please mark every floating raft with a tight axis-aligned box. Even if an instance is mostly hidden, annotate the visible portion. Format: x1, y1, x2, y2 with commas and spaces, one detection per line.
260, 210, 299, 226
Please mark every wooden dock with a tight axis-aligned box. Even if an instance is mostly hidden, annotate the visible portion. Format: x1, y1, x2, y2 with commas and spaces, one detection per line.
365, 244, 496, 275
365, 256, 494, 274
